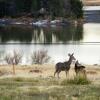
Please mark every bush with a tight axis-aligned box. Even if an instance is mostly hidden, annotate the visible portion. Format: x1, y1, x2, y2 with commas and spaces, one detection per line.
61, 76, 91, 85
31, 49, 50, 64
4, 50, 23, 74
4, 50, 23, 65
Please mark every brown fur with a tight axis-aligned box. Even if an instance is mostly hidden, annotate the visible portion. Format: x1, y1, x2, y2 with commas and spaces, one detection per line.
75, 60, 86, 77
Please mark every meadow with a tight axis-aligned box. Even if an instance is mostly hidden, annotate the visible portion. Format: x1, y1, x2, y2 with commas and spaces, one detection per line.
0, 64, 100, 100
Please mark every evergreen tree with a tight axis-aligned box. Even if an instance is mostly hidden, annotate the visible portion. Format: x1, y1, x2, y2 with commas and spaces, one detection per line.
31, 0, 40, 12
70, 0, 83, 18
0, 0, 83, 19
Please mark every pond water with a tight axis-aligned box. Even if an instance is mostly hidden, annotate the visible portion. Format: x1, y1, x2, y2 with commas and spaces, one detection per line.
0, 6, 100, 65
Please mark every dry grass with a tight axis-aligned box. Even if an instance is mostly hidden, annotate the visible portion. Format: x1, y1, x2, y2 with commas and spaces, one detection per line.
0, 64, 100, 83
87, 70, 97, 74
0, 64, 100, 100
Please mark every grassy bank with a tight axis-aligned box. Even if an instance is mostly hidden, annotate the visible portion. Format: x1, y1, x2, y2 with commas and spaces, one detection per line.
0, 65, 100, 100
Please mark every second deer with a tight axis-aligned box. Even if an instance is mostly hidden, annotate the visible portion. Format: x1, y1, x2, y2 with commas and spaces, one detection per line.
75, 60, 86, 77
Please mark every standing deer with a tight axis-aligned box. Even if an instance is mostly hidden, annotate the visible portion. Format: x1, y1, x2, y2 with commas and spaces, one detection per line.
54, 53, 76, 78
75, 60, 86, 77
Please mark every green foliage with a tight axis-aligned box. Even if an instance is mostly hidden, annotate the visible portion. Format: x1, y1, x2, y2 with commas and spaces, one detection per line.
61, 76, 91, 85
0, 0, 83, 19
31, 0, 41, 12
47, 0, 64, 18
15, 0, 32, 13
68, 76, 91, 85
70, 0, 83, 19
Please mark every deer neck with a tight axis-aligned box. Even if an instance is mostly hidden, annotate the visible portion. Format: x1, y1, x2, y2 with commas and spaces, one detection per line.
67, 57, 73, 65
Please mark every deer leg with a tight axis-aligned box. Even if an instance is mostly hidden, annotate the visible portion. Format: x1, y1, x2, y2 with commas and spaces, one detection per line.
54, 69, 59, 77
76, 72, 78, 76
65, 70, 69, 78
76, 69, 80, 76
83, 69, 87, 78
54, 70, 57, 77
57, 70, 61, 78
76, 70, 78, 76
65, 71, 68, 78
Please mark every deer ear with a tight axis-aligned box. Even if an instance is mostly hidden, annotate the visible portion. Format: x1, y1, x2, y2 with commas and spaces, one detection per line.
72, 53, 74, 55
68, 53, 71, 56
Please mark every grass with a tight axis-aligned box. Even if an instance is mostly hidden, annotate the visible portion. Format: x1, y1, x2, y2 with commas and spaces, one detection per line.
61, 76, 91, 85
0, 65, 99, 100
0, 77, 99, 100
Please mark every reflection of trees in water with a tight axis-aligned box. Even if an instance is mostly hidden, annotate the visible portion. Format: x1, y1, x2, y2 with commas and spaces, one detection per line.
73, 25, 83, 41
0, 24, 83, 43
0, 26, 33, 43
33, 24, 83, 43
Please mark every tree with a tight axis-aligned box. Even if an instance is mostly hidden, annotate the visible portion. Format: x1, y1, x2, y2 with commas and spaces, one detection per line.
31, 49, 50, 64
31, 0, 40, 12
70, 0, 83, 19
4, 50, 23, 75
47, 0, 64, 18
0, 51, 4, 65
0, 0, 83, 19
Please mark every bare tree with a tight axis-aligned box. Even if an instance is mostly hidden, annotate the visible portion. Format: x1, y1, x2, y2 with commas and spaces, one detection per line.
0, 51, 5, 65
4, 50, 23, 75
31, 49, 50, 64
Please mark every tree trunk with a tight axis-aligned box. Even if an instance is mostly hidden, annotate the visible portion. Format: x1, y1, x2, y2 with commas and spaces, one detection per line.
12, 64, 15, 75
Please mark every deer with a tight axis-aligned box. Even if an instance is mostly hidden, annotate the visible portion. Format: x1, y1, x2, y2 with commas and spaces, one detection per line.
54, 53, 76, 78
74, 60, 86, 77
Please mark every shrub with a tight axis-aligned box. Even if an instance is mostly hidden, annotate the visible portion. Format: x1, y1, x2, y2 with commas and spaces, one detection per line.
4, 50, 23, 65
61, 76, 91, 85
4, 50, 23, 74
31, 49, 50, 64
0, 51, 5, 65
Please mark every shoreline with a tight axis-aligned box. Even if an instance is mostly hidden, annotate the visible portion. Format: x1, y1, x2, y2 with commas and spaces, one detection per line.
0, 17, 84, 27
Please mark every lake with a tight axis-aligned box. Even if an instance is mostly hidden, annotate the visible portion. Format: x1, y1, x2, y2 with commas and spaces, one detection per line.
0, 6, 100, 65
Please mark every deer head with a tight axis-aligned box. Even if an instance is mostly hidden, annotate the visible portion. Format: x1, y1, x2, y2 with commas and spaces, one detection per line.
68, 53, 76, 61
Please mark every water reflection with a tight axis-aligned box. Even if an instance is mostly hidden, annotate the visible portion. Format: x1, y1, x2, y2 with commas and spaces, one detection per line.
83, 23, 100, 42
0, 24, 83, 44
0, 26, 33, 43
